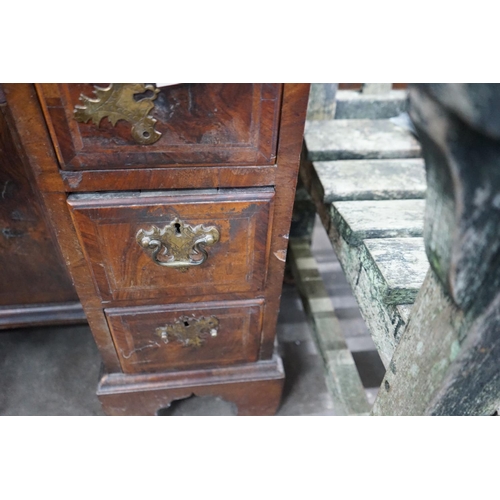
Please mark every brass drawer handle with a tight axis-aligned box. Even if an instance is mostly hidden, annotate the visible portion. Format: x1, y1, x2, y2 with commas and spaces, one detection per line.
136, 218, 220, 272
73, 83, 161, 145
155, 315, 219, 348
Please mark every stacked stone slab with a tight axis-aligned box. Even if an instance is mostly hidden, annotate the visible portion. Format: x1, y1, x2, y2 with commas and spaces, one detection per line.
297, 83, 428, 370
295, 84, 500, 415
303, 101, 428, 366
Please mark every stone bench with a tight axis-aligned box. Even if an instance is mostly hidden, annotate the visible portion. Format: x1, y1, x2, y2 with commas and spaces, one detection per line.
300, 112, 428, 369
290, 84, 500, 415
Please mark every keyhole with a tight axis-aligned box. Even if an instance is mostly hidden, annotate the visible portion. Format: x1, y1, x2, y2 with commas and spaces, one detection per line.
183, 320, 190, 327
175, 223, 181, 234
142, 131, 150, 138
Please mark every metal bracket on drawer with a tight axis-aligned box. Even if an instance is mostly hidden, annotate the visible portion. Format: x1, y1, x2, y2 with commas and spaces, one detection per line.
155, 315, 219, 348
73, 83, 161, 145
136, 218, 220, 272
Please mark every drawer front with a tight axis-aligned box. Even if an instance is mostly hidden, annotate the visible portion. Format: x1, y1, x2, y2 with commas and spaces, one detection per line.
38, 83, 282, 170
67, 189, 274, 302
105, 300, 264, 373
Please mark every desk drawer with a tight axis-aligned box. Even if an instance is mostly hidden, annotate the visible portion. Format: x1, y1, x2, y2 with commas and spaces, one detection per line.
67, 188, 274, 303
38, 83, 281, 170
105, 300, 264, 373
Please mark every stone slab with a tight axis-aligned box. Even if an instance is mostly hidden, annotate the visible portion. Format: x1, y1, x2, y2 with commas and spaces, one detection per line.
304, 119, 421, 161
362, 237, 429, 305
313, 158, 426, 202
316, 206, 418, 366
353, 265, 407, 367
335, 90, 408, 119
332, 199, 425, 245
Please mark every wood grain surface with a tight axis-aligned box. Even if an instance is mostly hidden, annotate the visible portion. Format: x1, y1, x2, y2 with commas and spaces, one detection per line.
67, 188, 275, 303
2, 82, 310, 415
37, 83, 282, 170
106, 299, 264, 373
0, 105, 79, 307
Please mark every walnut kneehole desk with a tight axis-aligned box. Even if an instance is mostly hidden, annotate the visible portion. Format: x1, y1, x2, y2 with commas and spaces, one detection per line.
3, 83, 310, 415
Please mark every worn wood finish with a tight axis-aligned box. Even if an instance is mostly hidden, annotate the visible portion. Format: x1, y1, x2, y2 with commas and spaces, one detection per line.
338, 84, 363, 90
4, 83, 309, 415
97, 353, 285, 416
258, 84, 311, 359
289, 239, 370, 415
0, 104, 79, 309
37, 84, 282, 170
60, 164, 277, 192
68, 188, 274, 303
2, 84, 121, 371
0, 302, 85, 330
106, 299, 264, 373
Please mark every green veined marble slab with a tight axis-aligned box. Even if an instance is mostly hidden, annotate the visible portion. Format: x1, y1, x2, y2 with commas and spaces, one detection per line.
304, 119, 421, 161
313, 158, 426, 202
332, 199, 425, 246
362, 237, 429, 306
319, 213, 426, 366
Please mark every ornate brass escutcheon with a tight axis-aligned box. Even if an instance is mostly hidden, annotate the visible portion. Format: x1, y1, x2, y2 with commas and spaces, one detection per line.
73, 83, 161, 145
136, 218, 220, 272
155, 316, 219, 348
